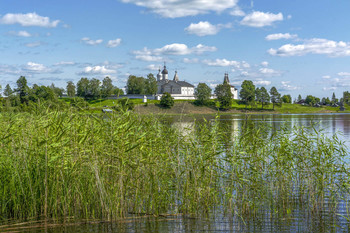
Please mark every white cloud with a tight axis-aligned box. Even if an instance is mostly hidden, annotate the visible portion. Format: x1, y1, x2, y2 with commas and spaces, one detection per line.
107, 38, 122, 48
323, 87, 337, 91
120, 0, 238, 18
24, 62, 48, 72
25, 41, 43, 48
269, 38, 350, 57
133, 43, 216, 61
265, 33, 297, 41
0, 13, 60, 27
54, 61, 76, 66
281, 81, 298, 91
322, 75, 331, 79
202, 59, 250, 70
78, 66, 116, 75
81, 37, 103, 45
230, 6, 245, 16
146, 64, 160, 71
259, 68, 281, 76
185, 21, 231, 36
338, 72, 350, 77
261, 61, 269, 67
183, 58, 199, 63
241, 11, 283, 27
254, 80, 271, 86
8, 30, 32, 37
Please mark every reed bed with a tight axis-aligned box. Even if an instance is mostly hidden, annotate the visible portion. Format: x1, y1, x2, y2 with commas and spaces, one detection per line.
0, 107, 349, 225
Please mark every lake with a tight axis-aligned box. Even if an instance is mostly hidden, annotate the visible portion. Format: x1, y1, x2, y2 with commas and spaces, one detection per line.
2, 113, 350, 232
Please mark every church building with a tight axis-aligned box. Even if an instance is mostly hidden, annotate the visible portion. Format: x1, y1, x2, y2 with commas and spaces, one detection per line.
156, 64, 195, 99
223, 72, 238, 99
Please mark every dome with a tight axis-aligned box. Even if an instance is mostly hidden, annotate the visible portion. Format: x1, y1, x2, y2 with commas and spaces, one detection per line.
162, 65, 168, 74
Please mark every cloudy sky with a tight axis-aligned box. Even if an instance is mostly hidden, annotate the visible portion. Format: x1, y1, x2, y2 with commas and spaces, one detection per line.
1, 0, 350, 99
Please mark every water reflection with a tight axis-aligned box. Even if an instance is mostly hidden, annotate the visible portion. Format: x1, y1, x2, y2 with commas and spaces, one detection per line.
170, 113, 350, 147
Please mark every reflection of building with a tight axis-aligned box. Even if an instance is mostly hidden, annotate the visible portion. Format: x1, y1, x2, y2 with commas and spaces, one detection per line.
156, 64, 195, 100
223, 73, 238, 99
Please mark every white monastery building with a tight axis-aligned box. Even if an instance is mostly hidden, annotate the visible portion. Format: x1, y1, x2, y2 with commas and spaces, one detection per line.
156, 64, 195, 100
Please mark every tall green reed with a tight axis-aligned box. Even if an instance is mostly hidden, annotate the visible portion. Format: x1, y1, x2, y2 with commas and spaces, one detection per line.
0, 107, 348, 223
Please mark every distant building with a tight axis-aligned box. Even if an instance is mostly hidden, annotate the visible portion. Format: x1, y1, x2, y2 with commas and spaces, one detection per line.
156, 64, 195, 99
223, 73, 238, 100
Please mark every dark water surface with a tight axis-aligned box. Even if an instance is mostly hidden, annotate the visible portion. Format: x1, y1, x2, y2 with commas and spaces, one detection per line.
3, 113, 350, 232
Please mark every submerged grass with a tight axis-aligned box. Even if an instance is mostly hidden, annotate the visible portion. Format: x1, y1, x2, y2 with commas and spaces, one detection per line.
0, 107, 349, 226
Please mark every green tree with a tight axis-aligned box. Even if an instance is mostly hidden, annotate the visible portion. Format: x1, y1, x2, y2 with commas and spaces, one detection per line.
77, 77, 90, 99
89, 78, 101, 99
16, 76, 29, 104
215, 83, 232, 110
256, 87, 270, 109
305, 95, 318, 106
127, 75, 145, 94
145, 73, 158, 95
160, 92, 174, 108
76, 77, 101, 99
50, 83, 64, 97
331, 92, 338, 104
270, 86, 281, 110
343, 91, 350, 104
239, 80, 255, 109
281, 94, 292, 104
113, 87, 124, 96
101, 76, 114, 98
194, 83, 212, 106
3, 84, 13, 97
297, 94, 302, 102
66, 81, 76, 97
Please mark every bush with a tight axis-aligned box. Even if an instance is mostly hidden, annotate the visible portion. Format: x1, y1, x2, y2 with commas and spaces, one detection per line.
160, 92, 174, 109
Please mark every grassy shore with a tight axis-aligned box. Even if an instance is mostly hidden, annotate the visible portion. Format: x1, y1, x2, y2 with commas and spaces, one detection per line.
60, 98, 349, 115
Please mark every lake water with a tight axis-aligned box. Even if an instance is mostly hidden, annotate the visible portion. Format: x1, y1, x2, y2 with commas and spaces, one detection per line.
3, 113, 350, 232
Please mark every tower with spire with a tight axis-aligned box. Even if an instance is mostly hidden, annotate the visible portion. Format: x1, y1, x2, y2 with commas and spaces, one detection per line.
222, 73, 238, 99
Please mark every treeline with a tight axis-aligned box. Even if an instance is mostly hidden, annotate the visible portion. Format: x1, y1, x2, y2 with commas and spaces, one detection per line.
194, 80, 291, 110
126, 74, 158, 95
0, 76, 124, 111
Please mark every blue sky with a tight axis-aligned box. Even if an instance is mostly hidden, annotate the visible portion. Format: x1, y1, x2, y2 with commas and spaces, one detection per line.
1, 0, 350, 99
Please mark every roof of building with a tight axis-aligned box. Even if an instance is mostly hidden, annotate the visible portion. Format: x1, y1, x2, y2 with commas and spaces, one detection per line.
160, 80, 194, 88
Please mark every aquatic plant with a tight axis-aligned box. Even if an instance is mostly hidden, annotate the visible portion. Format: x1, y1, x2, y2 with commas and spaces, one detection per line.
0, 106, 348, 225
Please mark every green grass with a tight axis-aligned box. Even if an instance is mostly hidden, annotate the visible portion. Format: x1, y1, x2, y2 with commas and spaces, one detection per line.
0, 105, 349, 224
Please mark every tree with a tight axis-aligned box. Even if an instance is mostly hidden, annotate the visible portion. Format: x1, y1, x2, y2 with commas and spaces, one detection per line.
76, 77, 100, 99
4, 84, 13, 97
160, 92, 174, 108
239, 80, 255, 109
215, 83, 232, 110
256, 87, 270, 109
113, 87, 124, 96
343, 91, 350, 104
16, 76, 29, 104
89, 78, 101, 99
127, 75, 145, 94
331, 92, 338, 104
50, 83, 64, 97
297, 94, 302, 102
77, 78, 90, 99
145, 73, 158, 95
281, 94, 292, 104
270, 86, 281, 110
305, 95, 317, 106
194, 83, 212, 106
101, 76, 114, 98
66, 81, 76, 97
